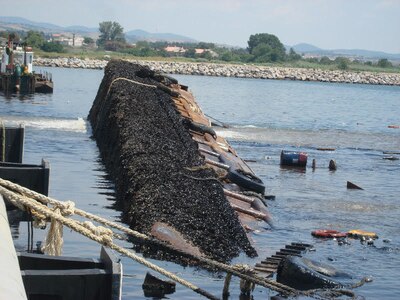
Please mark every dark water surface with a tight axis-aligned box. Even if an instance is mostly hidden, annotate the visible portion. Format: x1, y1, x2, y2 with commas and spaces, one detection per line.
1, 67, 399, 299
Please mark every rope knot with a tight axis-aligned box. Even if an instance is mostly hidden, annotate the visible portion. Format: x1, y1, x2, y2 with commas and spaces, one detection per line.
233, 264, 256, 296
54, 200, 75, 216
82, 221, 113, 245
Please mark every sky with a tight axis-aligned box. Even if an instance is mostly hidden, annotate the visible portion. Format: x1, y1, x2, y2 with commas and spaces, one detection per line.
1, 0, 400, 53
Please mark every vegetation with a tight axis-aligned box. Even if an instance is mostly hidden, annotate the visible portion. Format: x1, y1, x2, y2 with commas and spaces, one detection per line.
83, 37, 95, 45
97, 21, 126, 51
41, 41, 65, 53
25, 30, 45, 48
0, 28, 398, 74
377, 58, 392, 68
335, 57, 350, 70
1, 30, 65, 52
247, 33, 286, 62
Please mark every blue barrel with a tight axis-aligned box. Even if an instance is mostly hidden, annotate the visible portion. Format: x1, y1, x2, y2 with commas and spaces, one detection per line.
280, 150, 308, 167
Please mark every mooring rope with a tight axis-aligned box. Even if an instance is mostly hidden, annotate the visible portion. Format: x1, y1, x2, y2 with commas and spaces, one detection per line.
0, 178, 297, 296
0, 184, 219, 300
0, 178, 360, 299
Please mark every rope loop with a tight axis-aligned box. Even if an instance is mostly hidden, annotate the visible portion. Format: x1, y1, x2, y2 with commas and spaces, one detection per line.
82, 221, 113, 245
55, 200, 75, 216
233, 264, 256, 295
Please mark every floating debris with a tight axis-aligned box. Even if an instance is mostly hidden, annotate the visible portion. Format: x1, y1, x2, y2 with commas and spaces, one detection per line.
280, 150, 308, 167
383, 156, 399, 161
383, 151, 400, 155
142, 272, 176, 298
347, 229, 378, 240
329, 159, 337, 171
347, 181, 363, 190
311, 229, 347, 239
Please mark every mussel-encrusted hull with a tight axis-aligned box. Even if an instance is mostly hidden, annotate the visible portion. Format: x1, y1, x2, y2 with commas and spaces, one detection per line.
88, 60, 256, 261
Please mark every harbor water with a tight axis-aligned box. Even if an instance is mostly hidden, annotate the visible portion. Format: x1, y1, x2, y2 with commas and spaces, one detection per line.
1, 66, 399, 299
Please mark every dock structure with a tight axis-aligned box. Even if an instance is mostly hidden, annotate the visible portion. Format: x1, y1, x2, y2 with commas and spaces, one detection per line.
0, 195, 28, 300
0, 73, 36, 94
89, 60, 271, 261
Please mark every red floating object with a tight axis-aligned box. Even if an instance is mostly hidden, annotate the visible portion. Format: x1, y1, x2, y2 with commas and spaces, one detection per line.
311, 229, 347, 238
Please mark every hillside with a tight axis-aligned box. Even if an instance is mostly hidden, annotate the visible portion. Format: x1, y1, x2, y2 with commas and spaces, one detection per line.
0, 16, 195, 43
125, 29, 196, 43
287, 43, 400, 61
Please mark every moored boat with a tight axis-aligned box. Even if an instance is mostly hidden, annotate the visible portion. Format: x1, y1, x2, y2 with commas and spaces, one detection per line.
0, 35, 53, 94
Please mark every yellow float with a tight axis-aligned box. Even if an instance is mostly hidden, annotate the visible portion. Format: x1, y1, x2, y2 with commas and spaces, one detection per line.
347, 229, 378, 239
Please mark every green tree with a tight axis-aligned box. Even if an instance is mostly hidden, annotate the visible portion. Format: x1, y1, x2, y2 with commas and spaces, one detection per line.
221, 51, 234, 62
83, 37, 94, 45
197, 42, 215, 49
25, 30, 45, 48
104, 41, 126, 51
8, 32, 20, 43
135, 41, 150, 48
199, 51, 213, 60
319, 56, 332, 64
288, 48, 301, 61
335, 57, 350, 70
247, 33, 286, 62
251, 43, 284, 62
97, 21, 125, 48
41, 41, 64, 53
184, 48, 196, 58
377, 58, 392, 68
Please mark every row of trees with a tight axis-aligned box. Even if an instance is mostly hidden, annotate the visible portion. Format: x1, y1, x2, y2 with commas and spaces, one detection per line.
0, 30, 65, 53
2, 22, 396, 70
94, 23, 397, 69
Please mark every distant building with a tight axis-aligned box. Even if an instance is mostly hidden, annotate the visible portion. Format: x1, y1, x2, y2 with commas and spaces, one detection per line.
50, 33, 84, 47
195, 48, 219, 58
195, 48, 205, 54
164, 46, 186, 53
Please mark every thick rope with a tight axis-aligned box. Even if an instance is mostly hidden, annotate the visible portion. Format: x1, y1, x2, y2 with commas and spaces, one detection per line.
0, 177, 298, 296
0, 185, 219, 300
0, 178, 150, 240
0, 180, 361, 298
108, 77, 157, 95
42, 206, 63, 255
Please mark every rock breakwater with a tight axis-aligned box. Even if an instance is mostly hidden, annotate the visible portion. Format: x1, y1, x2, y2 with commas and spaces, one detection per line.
36, 56, 400, 86
88, 60, 256, 262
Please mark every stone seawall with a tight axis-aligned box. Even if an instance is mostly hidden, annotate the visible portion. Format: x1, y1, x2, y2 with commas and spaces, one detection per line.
35, 57, 400, 86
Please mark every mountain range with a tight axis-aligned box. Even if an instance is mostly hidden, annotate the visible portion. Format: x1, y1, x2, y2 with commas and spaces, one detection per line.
288, 43, 400, 60
1, 16, 399, 60
0, 16, 195, 43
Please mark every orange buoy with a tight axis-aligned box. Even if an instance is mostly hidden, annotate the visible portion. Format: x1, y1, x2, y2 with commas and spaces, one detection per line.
311, 229, 347, 238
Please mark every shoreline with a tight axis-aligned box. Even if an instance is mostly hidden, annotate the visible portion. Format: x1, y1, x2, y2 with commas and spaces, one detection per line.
35, 57, 400, 86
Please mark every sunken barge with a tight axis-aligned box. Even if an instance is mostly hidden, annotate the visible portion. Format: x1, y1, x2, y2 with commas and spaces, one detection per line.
89, 60, 271, 262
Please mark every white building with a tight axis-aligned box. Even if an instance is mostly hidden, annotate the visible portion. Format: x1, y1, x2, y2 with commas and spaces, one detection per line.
51, 33, 84, 47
